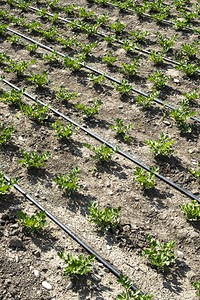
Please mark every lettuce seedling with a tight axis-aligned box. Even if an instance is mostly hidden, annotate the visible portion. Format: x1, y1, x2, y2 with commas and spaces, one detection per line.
145, 132, 175, 157
17, 211, 48, 233
180, 200, 200, 221
18, 149, 51, 168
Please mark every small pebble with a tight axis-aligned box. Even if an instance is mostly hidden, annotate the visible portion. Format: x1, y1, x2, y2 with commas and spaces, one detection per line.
34, 269, 40, 278
42, 281, 52, 290
15, 255, 19, 263
177, 251, 184, 259
66, 281, 73, 290
18, 136, 24, 141
106, 245, 111, 250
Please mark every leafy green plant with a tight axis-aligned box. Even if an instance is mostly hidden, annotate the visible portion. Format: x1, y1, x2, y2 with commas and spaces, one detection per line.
55, 86, 78, 102
102, 51, 117, 65
190, 161, 200, 180
0, 88, 25, 107
17, 211, 48, 233
95, 13, 109, 25
117, 274, 154, 300
120, 57, 140, 77
149, 51, 164, 64
191, 281, 200, 298
81, 42, 97, 55
87, 73, 106, 84
0, 52, 10, 63
88, 201, 121, 232
83, 143, 119, 162
75, 99, 103, 118
28, 70, 50, 87
40, 26, 58, 40
133, 166, 159, 190
176, 60, 200, 76
20, 103, 49, 123
178, 41, 199, 59
169, 102, 197, 133
130, 29, 149, 43
15, 0, 32, 11
27, 21, 42, 33
0, 171, 18, 195
110, 19, 126, 34
53, 167, 82, 195
110, 118, 134, 142
18, 149, 51, 168
180, 200, 200, 221
155, 32, 178, 52
57, 252, 95, 278
114, 79, 133, 95
145, 132, 175, 157
43, 50, 60, 63
6, 59, 36, 76
64, 55, 85, 71
182, 89, 199, 104
7, 34, 21, 44
51, 121, 79, 140
25, 43, 38, 53
47, 0, 61, 10
147, 70, 172, 90
0, 123, 15, 146
136, 90, 160, 108
0, 23, 9, 35
57, 36, 79, 49
142, 234, 176, 271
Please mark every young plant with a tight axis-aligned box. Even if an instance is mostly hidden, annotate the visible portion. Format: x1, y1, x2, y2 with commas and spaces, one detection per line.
155, 32, 178, 52
6, 59, 36, 76
136, 90, 160, 108
149, 51, 164, 65
190, 161, 200, 180
110, 19, 126, 34
114, 79, 133, 95
20, 103, 49, 123
0, 171, 18, 195
7, 34, 21, 44
110, 118, 134, 142
179, 41, 199, 59
43, 50, 60, 63
57, 252, 95, 278
130, 29, 149, 43
102, 51, 117, 65
142, 234, 176, 271
53, 167, 82, 195
18, 149, 51, 168
75, 99, 103, 118
120, 57, 140, 77
55, 86, 78, 102
180, 200, 200, 221
0, 123, 15, 146
87, 73, 106, 84
83, 143, 119, 162
28, 70, 50, 87
88, 201, 121, 232
40, 26, 58, 40
17, 211, 48, 233
191, 281, 200, 298
176, 60, 200, 76
25, 43, 38, 53
182, 89, 199, 104
0, 52, 10, 63
145, 132, 175, 157
64, 55, 85, 71
81, 42, 97, 56
1, 88, 25, 107
51, 121, 79, 140
117, 274, 154, 300
133, 166, 159, 190
147, 70, 172, 90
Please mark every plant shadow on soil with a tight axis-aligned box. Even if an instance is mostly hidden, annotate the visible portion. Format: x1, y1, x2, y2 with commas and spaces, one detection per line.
65, 192, 97, 217
94, 160, 128, 180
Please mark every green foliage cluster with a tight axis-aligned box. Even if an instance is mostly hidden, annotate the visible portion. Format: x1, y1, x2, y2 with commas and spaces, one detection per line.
110, 118, 134, 142
155, 32, 178, 52
190, 161, 200, 180
120, 57, 140, 77
20, 103, 49, 123
51, 121, 79, 140
6, 59, 36, 76
102, 51, 117, 65
0, 171, 18, 195
88, 201, 121, 232
17, 211, 48, 233
0, 123, 15, 146
53, 167, 82, 195
142, 234, 176, 271
18, 149, 51, 168
147, 70, 172, 90
191, 281, 200, 298
83, 143, 119, 162
114, 80, 133, 95
87, 73, 106, 84
28, 70, 50, 87
0, 88, 25, 107
136, 90, 160, 108
55, 86, 78, 102
76, 99, 103, 118
133, 166, 159, 190
57, 252, 95, 278
180, 200, 200, 221
145, 132, 175, 157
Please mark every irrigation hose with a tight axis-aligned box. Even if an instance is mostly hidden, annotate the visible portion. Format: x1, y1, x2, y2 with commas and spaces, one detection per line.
2, 78, 200, 204
5, 27, 200, 124
3, 173, 141, 293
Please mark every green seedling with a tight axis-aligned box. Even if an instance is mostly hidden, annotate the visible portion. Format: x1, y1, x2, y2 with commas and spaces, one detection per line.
169, 103, 197, 133
16, 0, 31, 11
116, 0, 133, 11
142, 234, 176, 271
88, 201, 121, 232
87, 73, 106, 84
147, 70, 172, 90
121, 40, 137, 53
117, 274, 154, 300
55, 86, 78, 102
0, 24, 9, 35
78, 7, 96, 19
149, 51, 164, 64
145, 132, 175, 157
64, 4, 78, 15
191, 281, 200, 298
18, 149, 50, 168
0, 52, 10, 63
40, 26, 58, 40
28, 21, 42, 33
75, 99, 103, 118
6, 59, 36, 76
155, 32, 178, 52
130, 29, 149, 43
190, 161, 200, 180
132, 3, 149, 16
136, 90, 160, 108
110, 19, 126, 34
182, 89, 199, 104
120, 57, 140, 77
176, 60, 200, 76
179, 41, 199, 59
57, 36, 79, 49
83, 143, 119, 162
47, 0, 60, 9
20, 103, 49, 123
134, 166, 159, 190
36, 8, 48, 18
51, 121, 79, 140
0, 171, 18, 195
0, 123, 15, 146
28, 70, 50, 87
7, 34, 21, 44
114, 79, 133, 95
43, 50, 60, 63
95, 13, 109, 25
103, 35, 116, 44
53, 166, 82, 195
81, 42, 97, 55
48, 12, 60, 24
64, 55, 85, 71
180, 200, 200, 221
17, 211, 48, 233
102, 51, 117, 65
110, 118, 134, 142
173, 18, 189, 29
0, 88, 25, 107
57, 252, 95, 278
173, 0, 188, 9
25, 43, 38, 53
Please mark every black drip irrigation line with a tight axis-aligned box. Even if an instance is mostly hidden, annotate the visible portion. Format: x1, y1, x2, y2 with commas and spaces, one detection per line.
2, 78, 200, 204
6, 27, 200, 124
3, 173, 141, 293
17, 2, 200, 71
